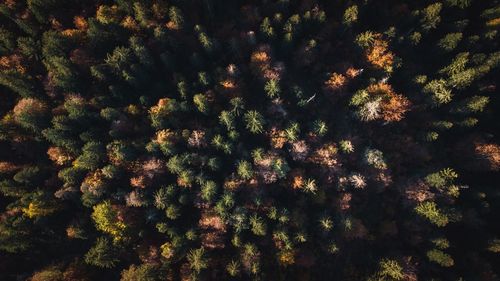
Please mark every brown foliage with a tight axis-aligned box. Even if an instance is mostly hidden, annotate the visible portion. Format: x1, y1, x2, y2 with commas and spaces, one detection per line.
123, 16, 140, 31
199, 211, 226, 249
223, 175, 245, 190
250, 46, 285, 81
74, 16, 88, 30
404, 180, 434, 204
254, 151, 282, 184
307, 143, 338, 167
130, 158, 164, 188
367, 83, 411, 122
251, 50, 270, 65
47, 147, 73, 165
220, 79, 236, 89
264, 62, 285, 81
0, 54, 25, 73
349, 173, 367, 189
289, 140, 309, 161
324, 73, 346, 91
269, 127, 287, 149
367, 82, 394, 96
289, 169, 305, 189
0, 162, 20, 173
366, 35, 394, 71
380, 93, 411, 122
126, 190, 146, 207
338, 192, 352, 211
81, 170, 106, 196
187, 130, 207, 148
4, 0, 16, 9
50, 17, 63, 30
130, 176, 146, 189
475, 142, 500, 171
165, 20, 179, 30
61, 29, 85, 39
346, 67, 362, 78
13, 98, 47, 118
155, 129, 177, 145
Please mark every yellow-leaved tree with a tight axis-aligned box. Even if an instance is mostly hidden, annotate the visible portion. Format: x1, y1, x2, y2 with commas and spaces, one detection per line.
92, 201, 127, 242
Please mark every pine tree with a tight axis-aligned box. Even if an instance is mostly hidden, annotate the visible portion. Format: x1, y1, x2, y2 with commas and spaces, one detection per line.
13, 98, 48, 132
85, 237, 119, 268
244, 111, 265, 134
421, 3, 443, 30
187, 248, 208, 273
343, 5, 358, 26
264, 79, 281, 98
237, 160, 253, 180
427, 249, 454, 267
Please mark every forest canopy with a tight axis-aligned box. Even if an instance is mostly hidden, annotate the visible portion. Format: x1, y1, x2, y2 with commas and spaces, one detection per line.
0, 0, 499, 280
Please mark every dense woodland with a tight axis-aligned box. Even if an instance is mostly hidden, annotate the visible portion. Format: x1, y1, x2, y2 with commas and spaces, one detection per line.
0, 0, 499, 280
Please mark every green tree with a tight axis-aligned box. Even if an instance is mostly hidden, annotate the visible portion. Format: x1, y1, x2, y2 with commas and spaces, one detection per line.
364, 148, 387, 169
226, 260, 240, 277
425, 168, 458, 189
415, 201, 449, 227
29, 266, 64, 281
121, 264, 158, 281
264, 79, 281, 98
447, 0, 472, 9
487, 239, 500, 253
27, 0, 58, 23
219, 110, 235, 130
17, 37, 39, 59
0, 27, 15, 53
355, 31, 376, 48
423, 79, 452, 106
440, 52, 469, 76
57, 166, 85, 186
237, 160, 253, 180
378, 259, 404, 280
193, 93, 210, 114
13, 166, 41, 185
187, 247, 208, 273
74, 142, 105, 170
85, 237, 119, 268
260, 17, 274, 37
0, 214, 31, 253
230, 97, 245, 116
244, 111, 265, 134
438, 33, 463, 51
319, 216, 334, 232
311, 119, 328, 136
133, 2, 152, 27
168, 6, 184, 29
421, 3, 443, 30
200, 180, 217, 203
0, 70, 36, 97
343, 5, 358, 26
285, 122, 300, 142
12, 98, 48, 132
449, 68, 480, 89
427, 249, 454, 267
44, 56, 80, 91
249, 214, 267, 236
339, 140, 354, 153
130, 36, 153, 67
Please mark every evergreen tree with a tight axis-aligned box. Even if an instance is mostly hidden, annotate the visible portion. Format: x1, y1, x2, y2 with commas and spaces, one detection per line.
244, 111, 265, 134
85, 237, 119, 268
